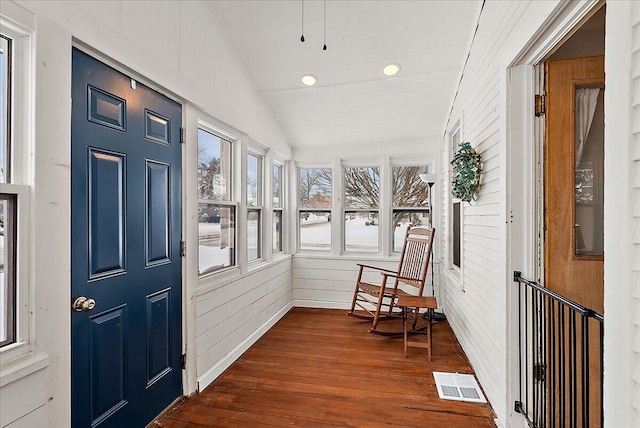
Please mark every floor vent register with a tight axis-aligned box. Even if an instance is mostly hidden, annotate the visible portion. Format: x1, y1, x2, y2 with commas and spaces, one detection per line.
433, 372, 487, 403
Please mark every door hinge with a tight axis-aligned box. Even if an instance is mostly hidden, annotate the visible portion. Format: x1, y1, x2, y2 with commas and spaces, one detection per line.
181, 353, 186, 369
181, 127, 186, 144
180, 240, 186, 257
535, 94, 546, 116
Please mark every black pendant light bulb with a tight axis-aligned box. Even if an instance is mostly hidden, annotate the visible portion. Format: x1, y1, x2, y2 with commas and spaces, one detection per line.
300, 0, 305, 42
323, 0, 327, 50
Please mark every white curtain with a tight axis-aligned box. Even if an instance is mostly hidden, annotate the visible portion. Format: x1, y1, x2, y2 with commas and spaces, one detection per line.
575, 88, 600, 164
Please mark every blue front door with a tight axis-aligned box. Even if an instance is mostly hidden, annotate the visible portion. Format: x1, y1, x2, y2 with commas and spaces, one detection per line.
71, 49, 182, 427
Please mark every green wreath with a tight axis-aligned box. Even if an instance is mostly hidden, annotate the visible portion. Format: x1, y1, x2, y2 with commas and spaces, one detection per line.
451, 141, 483, 202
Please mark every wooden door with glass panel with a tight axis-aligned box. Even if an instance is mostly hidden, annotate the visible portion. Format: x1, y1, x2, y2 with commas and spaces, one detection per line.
545, 55, 604, 427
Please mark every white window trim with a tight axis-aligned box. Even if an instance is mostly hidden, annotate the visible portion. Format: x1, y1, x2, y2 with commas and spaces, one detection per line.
389, 161, 432, 254
0, 14, 34, 364
270, 160, 286, 256
342, 163, 381, 255
296, 163, 334, 254
246, 148, 264, 264
447, 124, 464, 288
196, 120, 240, 280
295, 156, 434, 257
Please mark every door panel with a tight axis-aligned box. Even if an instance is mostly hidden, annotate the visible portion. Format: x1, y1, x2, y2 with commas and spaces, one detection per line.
89, 306, 127, 424
88, 149, 126, 278
72, 49, 182, 428
544, 55, 604, 427
146, 288, 172, 385
146, 160, 171, 265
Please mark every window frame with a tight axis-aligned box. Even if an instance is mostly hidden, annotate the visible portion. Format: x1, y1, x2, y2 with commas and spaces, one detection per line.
343, 164, 380, 254
246, 150, 263, 263
297, 166, 333, 252
272, 162, 284, 254
295, 157, 434, 257
0, 19, 32, 357
390, 164, 430, 253
449, 125, 463, 274
196, 124, 238, 277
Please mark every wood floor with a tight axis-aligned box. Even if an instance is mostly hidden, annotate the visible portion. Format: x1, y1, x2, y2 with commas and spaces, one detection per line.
154, 308, 496, 427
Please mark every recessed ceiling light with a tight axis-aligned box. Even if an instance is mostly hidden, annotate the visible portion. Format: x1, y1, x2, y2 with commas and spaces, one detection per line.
302, 74, 317, 86
383, 63, 401, 76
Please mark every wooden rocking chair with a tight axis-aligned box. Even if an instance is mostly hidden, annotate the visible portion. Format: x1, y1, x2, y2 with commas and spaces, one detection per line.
348, 226, 435, 334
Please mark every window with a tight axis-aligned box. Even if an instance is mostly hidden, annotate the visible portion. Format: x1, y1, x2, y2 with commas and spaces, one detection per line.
1, 30, 28, 349
247, 153, 262, 261
344, 166, 379, 252
0, 195, 16, 347
391, 165, 430, 252
298, 168, 331, 251
197, 128, 236, 275
1, 36, 9, 184
450, 128, 462, 269
272, 164, 283, 253
0, 35, 11, 347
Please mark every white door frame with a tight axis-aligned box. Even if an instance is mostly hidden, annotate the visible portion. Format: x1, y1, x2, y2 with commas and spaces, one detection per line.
504, 1, 602, 426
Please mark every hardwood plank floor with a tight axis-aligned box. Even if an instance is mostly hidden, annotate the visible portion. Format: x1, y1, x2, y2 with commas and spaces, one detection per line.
154, 308, 496, 427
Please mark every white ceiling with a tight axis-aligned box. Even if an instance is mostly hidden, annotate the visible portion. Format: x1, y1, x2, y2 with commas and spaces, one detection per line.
206, 0, 481, 150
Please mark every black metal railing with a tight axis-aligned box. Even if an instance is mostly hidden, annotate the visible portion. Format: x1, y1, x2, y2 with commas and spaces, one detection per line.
513, 271, 604, 428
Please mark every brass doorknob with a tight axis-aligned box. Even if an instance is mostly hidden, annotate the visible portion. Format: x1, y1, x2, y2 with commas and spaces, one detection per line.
73, 296, 96, 312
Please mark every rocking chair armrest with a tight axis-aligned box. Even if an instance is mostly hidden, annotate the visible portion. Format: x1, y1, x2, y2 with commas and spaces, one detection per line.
382, 272, 422, 284
356, 263, 397, 274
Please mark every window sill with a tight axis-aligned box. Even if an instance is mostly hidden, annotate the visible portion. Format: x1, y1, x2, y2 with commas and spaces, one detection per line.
0, 352, 50, 388
293, 253, 401, 263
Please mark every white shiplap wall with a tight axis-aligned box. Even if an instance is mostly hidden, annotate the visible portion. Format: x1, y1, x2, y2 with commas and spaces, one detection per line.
444, 1, 640, 425
293, 255, 441, 309
195, 258, 293, 390
440, 1, 540, 423
630, 3, 640, 424
604, 1, 640, 426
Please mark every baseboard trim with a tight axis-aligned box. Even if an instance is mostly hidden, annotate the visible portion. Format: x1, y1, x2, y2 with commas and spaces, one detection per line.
293, 299, 351, 310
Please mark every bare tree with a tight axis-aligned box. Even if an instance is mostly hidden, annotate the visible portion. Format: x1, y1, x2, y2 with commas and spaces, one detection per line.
299, 168, 331, 208
392, 166, 429, 206
341, 166, 428, 208
344, 167, 380, 208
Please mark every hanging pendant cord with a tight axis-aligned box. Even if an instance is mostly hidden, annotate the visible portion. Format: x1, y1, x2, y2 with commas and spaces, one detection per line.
323, 0, 327, 50
300, 0, 305, 42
